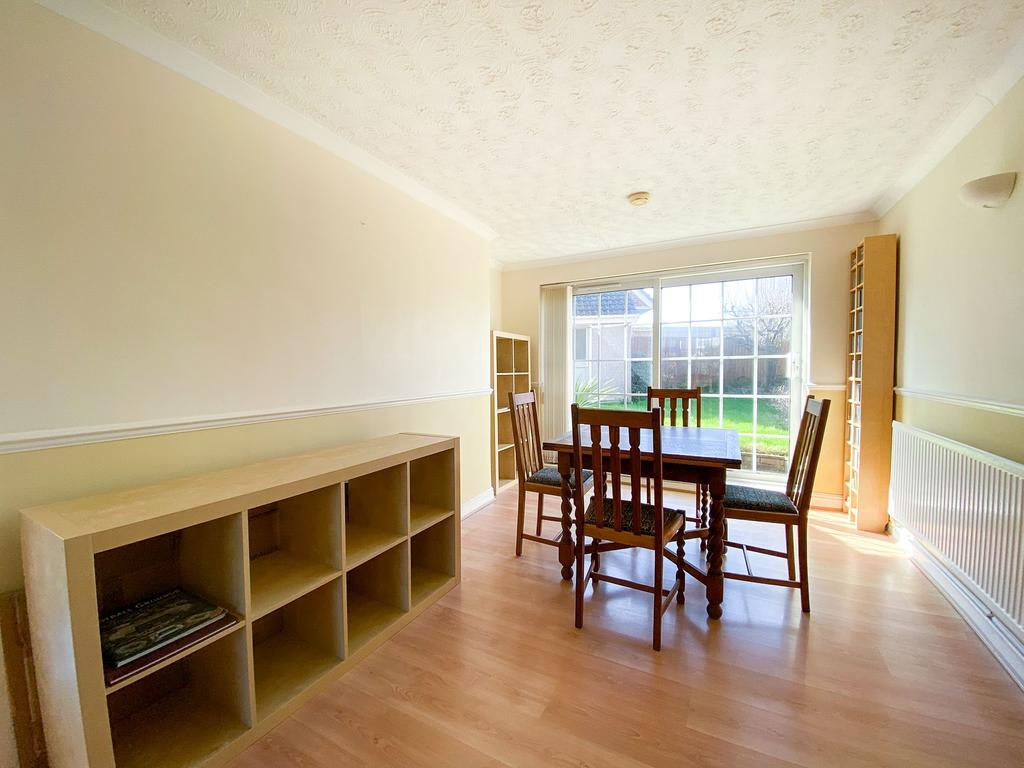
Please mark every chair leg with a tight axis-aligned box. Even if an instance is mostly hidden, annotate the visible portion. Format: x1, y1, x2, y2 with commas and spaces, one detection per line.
675, 529, 685, 605
646, 476, 651, 505
515, 487, 526, 557
785, 524, 796, 581
652, 547, 664, 651
592, 538, 601, 574
535, 492, 545, 537
798, 519, 810, 613
575, 530, 586, 629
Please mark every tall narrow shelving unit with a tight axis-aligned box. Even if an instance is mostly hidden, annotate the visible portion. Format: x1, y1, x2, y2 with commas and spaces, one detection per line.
843, 233, 898, 533
22, 433, 460, 768
491, 331, 531, 493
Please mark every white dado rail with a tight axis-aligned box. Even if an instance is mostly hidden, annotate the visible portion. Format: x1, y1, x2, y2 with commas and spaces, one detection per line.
893, 387, 1024, 417
0, 388, 493, 454
889, 421, 1024, 689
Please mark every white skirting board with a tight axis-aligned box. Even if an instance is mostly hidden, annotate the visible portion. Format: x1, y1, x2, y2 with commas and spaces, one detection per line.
892, 522, 1024, 691
462, 488, 496, 520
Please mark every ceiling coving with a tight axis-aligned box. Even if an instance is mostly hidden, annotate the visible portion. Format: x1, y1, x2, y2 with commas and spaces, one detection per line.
101, 1, 1024, 263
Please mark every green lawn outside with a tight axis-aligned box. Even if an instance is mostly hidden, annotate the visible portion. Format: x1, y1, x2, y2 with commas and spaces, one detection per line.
584, 391, 791, 460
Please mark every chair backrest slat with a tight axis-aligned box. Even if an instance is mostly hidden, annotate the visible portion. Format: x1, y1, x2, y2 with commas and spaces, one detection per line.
628, 426, 642, 520
786, 396, 831, 517
509, 390, 544, 483
647, 387, 702, 428
571, 405, 664, 538
589, 424, 607, 527
609, 425, 622, 530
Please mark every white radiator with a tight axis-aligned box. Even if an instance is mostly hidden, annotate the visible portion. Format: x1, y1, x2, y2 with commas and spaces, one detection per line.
890, 421, 1024, 686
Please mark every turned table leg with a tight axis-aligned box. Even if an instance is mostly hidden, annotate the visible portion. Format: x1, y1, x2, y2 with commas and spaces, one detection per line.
705, 470, 726, 619
557, 452, 575, 581
699, 482, 709, 551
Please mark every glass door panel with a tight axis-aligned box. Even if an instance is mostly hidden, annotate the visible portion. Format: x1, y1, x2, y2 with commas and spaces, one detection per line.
659, 271, 800, 475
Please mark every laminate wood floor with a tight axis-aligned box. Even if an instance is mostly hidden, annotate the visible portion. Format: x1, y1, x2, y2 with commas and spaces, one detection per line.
229, 488, 1024, 767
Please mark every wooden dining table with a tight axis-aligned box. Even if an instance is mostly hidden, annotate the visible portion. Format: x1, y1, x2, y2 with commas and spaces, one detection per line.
543, 425, 742, 619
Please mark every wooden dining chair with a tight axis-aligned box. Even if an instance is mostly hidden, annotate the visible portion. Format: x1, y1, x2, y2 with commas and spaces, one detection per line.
509, 390, 595, 556
645, 387, 706, 537
646, 387, 702, 428
722, 396, 830, 612
570, 404, 688, 650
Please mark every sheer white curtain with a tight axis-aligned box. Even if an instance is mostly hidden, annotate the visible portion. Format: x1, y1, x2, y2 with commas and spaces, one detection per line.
539, 285, 572, 456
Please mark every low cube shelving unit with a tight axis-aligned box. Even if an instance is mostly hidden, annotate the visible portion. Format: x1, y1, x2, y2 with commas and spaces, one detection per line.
22, 433, 460, 768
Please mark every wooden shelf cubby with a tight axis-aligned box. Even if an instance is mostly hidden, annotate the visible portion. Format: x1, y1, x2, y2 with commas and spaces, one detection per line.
411, 517, 457, 607
252, 578, 344, 720
410, 448, 456, 535
94, 513, 247, 623
495, 335, 514, 375
22, 433, 461, 768
345, 463, 408, 569
107, 628, 251, 768
247, 484, 342, 619
496, 410, 514, 449
346, 543, 409, 655
496, 375, 515, 409
496, 448, 516, 488
513, 338, 530, 372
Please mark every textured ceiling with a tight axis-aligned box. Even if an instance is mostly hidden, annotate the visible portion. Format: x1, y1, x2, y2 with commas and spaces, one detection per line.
101, 1, 1024, 263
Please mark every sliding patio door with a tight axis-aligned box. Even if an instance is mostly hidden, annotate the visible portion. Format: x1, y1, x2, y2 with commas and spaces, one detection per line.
571, 261, 805, 477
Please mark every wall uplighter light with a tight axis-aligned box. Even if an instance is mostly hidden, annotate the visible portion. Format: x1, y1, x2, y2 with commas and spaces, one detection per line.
958, 172, 1017, 208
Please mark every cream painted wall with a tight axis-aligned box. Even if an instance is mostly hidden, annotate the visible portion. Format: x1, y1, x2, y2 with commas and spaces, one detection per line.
490, 266, 504, 330
500, 220, 878, 496
895, 393, 1024, 464
0, 2, 494, 587
0, 0, 489, 438
881, 77, 1024, 414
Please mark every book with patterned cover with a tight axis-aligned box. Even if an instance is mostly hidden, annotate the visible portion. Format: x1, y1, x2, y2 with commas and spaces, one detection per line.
102, 611, 238, 686
99, 588, 232, 670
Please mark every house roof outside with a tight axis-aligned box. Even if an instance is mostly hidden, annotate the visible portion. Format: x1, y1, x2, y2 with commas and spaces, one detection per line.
574, 290, 653, 318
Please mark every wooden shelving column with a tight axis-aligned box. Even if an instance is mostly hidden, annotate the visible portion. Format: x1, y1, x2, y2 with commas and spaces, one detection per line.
843, 234, 898, 533
21, 433, 460, 768
491, 330, 531, 494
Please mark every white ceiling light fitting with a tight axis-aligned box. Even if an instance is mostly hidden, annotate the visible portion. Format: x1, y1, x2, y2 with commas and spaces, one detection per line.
958, 172, 1017, 208
628, 191, 651, 206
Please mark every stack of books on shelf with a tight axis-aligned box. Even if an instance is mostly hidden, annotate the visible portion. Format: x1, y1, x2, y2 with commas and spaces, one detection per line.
99, 588, 237, 686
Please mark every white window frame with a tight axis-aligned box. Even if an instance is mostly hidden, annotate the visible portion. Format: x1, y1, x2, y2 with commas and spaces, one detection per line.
569, 255, 809, 482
